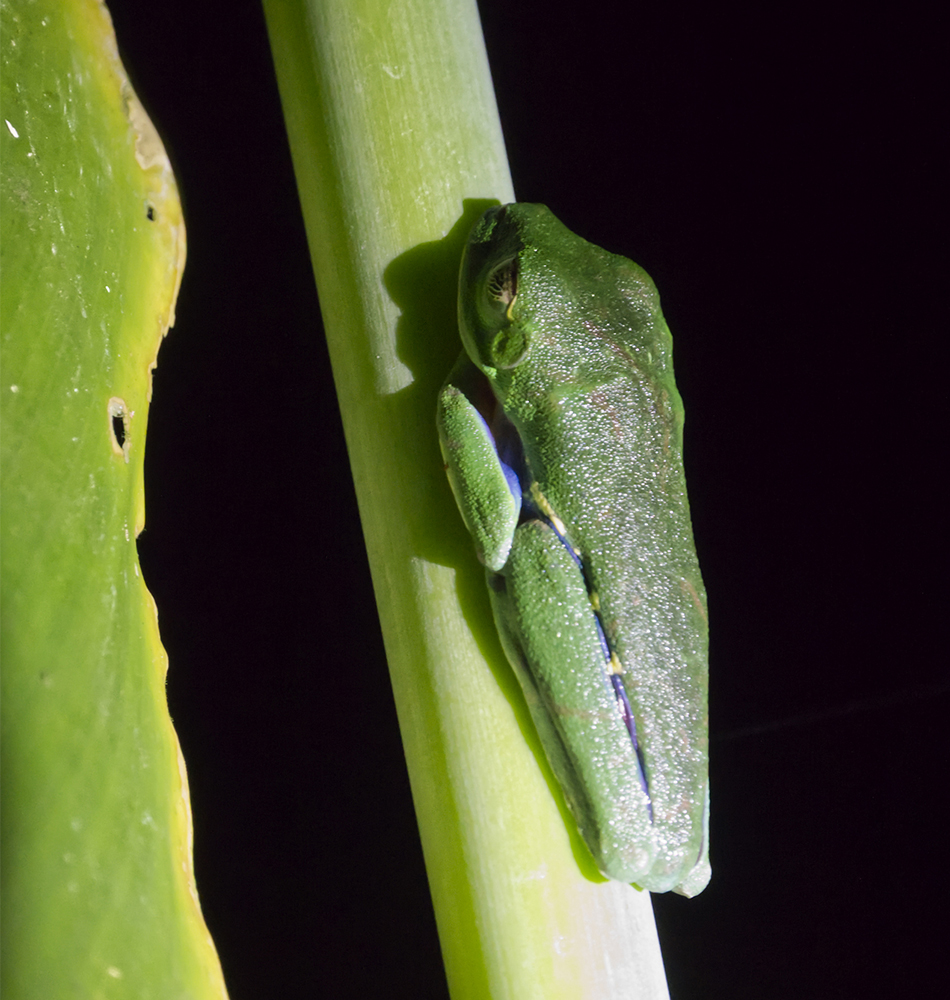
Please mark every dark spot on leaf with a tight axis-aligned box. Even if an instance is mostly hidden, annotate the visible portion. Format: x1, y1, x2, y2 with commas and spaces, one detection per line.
112, 412, 126, 447
108, 397, 129, 461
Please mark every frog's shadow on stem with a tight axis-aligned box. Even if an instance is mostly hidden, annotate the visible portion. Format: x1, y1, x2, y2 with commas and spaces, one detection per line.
383, 198, 605, 884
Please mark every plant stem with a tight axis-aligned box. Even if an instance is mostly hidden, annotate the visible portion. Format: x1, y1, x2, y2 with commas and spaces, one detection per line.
263, 2, 670, 996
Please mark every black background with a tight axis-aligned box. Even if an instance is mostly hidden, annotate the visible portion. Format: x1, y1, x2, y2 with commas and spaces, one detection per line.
107, 2, 944, 997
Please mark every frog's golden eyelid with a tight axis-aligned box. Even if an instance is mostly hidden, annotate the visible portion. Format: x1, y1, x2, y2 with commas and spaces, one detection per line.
487, 258, 518, 307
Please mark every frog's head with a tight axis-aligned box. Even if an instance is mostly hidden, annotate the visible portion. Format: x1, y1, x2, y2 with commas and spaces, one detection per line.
459, 203, 610, 376
462, 202, 580, 370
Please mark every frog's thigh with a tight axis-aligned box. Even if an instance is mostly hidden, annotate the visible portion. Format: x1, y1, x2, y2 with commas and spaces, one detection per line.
497, 520, 630, 750
499, 520, 603, 693
437, 380, 518, 571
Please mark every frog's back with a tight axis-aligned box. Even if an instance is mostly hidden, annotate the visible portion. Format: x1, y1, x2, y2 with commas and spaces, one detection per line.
507, 260, 709, 875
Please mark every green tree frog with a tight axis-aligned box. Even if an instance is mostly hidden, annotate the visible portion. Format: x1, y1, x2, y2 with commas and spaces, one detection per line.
437, 204, 709, 896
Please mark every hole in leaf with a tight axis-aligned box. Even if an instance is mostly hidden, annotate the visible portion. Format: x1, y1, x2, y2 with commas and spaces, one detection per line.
112, 413, 126, 447
108, 397, 130, 462
146, 204, 155, 221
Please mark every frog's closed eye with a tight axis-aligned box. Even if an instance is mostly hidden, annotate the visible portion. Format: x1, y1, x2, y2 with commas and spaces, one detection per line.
486, 257, 518, 313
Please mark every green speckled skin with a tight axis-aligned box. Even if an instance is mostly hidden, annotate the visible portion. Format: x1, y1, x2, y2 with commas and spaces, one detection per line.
437, 204, 709, 895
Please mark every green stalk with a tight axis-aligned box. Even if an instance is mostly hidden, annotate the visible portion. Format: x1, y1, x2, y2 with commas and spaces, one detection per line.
263, 2, 669, 997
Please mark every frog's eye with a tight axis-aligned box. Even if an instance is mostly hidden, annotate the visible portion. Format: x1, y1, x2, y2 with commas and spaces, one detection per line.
486, 258, 518, 314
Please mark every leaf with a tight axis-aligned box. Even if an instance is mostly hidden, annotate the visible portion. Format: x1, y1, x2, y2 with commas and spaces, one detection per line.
1, 2, 226, 996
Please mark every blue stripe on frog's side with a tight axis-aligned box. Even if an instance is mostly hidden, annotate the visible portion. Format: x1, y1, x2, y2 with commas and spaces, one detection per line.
503, 417, 655, 820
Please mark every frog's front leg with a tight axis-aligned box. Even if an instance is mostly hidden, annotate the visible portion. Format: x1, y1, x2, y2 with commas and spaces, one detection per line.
437, 355, 520, 572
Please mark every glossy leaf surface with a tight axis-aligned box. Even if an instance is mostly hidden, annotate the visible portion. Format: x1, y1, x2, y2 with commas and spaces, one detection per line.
1, 2, 226, 996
